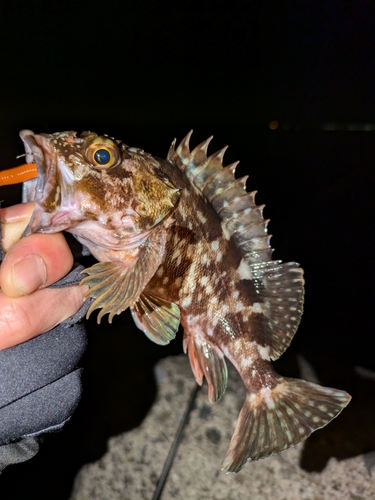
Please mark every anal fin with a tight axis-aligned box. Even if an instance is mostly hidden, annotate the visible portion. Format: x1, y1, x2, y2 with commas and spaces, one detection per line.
131, 292, 180, 345
183, 333, 228, 403
221, 377, 351, 473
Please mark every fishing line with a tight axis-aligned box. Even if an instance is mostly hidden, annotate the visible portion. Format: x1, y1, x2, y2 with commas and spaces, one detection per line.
151, 383, 201, 500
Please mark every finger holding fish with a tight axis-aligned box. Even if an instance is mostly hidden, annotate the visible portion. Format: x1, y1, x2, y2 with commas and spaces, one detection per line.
0, 285, 86, 350
0, 202, 86, 349
1, 202, 36, 252
1, 203, 74, 296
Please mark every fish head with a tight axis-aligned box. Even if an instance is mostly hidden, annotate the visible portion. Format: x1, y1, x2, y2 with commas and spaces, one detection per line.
20, 130, 180, 248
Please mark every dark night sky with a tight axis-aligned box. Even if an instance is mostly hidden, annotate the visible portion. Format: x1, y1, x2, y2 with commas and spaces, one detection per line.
0, 1, 374, 497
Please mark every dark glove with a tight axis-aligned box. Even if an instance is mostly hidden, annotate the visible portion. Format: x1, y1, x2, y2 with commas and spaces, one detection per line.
0, 264, 91, 472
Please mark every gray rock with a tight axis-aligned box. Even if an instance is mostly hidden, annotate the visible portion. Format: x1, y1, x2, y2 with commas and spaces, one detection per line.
70, 355, 375, 500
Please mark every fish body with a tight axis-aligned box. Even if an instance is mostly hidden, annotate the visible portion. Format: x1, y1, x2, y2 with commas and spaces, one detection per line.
19, 129, 351, 472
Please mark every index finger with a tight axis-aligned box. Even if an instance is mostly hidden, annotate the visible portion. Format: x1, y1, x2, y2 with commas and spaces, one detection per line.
0, 204, 75, 297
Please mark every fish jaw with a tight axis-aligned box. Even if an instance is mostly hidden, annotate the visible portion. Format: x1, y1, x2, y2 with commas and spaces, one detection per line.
20, 129, 48, 202
20, 129, 83, 235
20, 130, 58, 234
18, 130, 180, 249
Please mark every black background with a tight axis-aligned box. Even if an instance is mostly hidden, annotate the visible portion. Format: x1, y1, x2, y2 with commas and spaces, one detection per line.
0, 1, 374, 498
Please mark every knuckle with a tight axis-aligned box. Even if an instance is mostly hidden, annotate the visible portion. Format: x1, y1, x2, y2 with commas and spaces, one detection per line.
0, 298, 34, 339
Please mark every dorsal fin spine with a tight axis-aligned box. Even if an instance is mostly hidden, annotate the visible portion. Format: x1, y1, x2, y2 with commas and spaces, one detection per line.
234, 175, 249, 189
197, 147, 228, 190
201, 163, 240, 202
167, 138, 177, 162
186, 138, 214, 178
209, 176, 249, 206
175, 130, 193, 169
209, 145, 228, 165
191, 136, 213, 157
223, 161, 239, 176
216, 190, 257, 216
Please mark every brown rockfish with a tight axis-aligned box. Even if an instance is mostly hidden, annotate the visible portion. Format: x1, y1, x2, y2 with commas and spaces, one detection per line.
19, 129, 351, 472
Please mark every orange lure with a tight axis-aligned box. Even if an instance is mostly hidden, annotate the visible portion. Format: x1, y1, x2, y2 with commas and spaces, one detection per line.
0, 163, 38, 186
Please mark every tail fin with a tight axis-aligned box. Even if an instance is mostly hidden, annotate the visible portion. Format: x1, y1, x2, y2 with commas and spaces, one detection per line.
221, 378, 351, 473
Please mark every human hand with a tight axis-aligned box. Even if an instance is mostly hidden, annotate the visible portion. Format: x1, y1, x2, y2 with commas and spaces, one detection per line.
0, 202, 87, 350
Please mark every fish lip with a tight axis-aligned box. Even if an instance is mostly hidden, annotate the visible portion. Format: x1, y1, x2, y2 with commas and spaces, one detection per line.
19, 129, 47, 199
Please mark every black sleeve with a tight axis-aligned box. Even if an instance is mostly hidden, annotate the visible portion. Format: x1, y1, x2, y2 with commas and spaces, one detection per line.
0, 264, 91, 472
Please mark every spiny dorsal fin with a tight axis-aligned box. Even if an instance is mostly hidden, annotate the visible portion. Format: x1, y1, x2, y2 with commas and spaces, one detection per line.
168, 131, 273, 264
168, 132, 304, 359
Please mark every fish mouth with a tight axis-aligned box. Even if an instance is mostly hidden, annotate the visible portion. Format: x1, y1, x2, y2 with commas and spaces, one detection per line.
19, 129, 48, 201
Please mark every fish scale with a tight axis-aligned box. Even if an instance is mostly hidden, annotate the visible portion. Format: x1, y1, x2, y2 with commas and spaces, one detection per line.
13, 128, 351, 473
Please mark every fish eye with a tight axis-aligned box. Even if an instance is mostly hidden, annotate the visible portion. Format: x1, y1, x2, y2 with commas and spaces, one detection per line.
85, 137, 120, 170
93, 148, 112, 165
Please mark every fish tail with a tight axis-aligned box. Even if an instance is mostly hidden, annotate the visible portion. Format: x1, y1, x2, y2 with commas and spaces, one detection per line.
221, 377, 351, 473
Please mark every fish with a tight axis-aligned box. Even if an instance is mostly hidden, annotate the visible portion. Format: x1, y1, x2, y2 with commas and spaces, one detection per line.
18, 129, 351, 472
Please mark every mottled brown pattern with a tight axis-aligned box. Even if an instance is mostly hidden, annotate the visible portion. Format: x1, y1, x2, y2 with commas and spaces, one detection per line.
42, 170, 62, 212
247, 312, 270, 347
75, 174, 113, 213
146, 229, 204, 309
107, 165, 133, 179
243, 359, 281, 393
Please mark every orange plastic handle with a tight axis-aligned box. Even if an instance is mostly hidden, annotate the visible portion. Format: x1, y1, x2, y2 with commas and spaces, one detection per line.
0, 163, 38, 186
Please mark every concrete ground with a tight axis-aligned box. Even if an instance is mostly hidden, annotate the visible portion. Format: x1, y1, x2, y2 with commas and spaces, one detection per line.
69, 355, 375, 500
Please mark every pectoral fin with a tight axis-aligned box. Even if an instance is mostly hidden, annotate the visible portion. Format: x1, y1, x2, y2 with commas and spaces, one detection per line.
131, 292, 180, 345
81, 226, 167, 323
